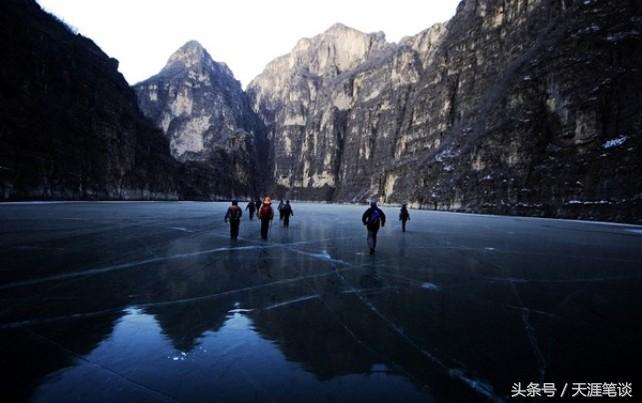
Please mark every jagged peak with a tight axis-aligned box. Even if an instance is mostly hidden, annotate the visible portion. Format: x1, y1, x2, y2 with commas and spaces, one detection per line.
292, 23, 385, 48
324, 22, 357, 34
180, 40, 205, 51
250, 23, 390, 88
321, 23, 386, 42
154, 40, 236, 80
289, 23, 388, 58
165, 40, 210, 68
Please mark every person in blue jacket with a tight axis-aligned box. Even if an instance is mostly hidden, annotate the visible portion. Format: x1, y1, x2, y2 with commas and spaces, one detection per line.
362, 201, 386, 255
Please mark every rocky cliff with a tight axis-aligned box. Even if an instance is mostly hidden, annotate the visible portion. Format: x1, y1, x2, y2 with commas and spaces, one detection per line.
134, 41, 267, 199
3, 0, 640, 222
247, 23, 391, 200
0, 0, 179, 200
248, 1, 642, 223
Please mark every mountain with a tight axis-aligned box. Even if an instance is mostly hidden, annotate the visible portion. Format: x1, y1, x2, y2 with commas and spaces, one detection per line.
247, 23, 390, 200
3, 0, 640, 222
247, 0, 642, 222
0, 0, 179, 200
134, 41, 267, 199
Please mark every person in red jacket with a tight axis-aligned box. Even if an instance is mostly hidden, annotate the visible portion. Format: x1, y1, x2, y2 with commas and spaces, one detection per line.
257, 196, 274, 240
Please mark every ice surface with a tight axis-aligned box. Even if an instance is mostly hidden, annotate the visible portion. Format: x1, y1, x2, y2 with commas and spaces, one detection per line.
0, 202, 641, 402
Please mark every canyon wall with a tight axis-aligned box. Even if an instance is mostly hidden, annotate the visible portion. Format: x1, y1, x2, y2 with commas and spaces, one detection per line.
0, 0, 179, 200
247, 0, 642, 222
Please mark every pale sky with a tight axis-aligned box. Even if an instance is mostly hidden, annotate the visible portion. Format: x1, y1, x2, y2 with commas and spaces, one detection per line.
36, 0, 461, 88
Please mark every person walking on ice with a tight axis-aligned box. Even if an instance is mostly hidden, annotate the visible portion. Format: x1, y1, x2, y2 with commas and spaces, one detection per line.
245, 200, 256, 220
362, 201, 386, 255
257, 196, 274, 240
224, 200, 243, 240
399, 203, 410, 232
281, 200, 293, 227
277, 200, 285, 221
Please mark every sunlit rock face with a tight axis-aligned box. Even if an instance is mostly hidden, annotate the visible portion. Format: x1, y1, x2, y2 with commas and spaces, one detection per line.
135, 41, 268, 199
247, 23, 392, 200
0, 0, 179, 200
247, 1, 642, 222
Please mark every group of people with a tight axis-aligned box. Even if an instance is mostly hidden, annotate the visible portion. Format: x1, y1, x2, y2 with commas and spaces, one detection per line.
225, 197, 411, 254
225, 197, 294, 241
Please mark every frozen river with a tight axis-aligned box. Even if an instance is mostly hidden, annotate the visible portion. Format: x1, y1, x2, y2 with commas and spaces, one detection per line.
1, 202, 641, 402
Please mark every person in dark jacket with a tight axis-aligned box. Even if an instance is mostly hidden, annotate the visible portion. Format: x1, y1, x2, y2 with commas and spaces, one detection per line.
277, 200, 285, 221
399, 203, 410, 232
224, 200, 243, 240
281, 200, 294, 227
362, 201, 386, 255
257, 197, 274, 240
245, 201, 256, 220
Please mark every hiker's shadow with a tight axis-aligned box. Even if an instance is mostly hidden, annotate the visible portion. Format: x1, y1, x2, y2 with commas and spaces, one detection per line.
279, 230, 291, 244
222, 248, 244, 285
359, 259, 383, 293
256, 247, 272, 279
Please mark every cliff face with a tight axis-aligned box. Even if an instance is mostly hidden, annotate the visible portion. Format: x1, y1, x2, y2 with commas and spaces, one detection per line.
3, 0, 640, 221
248, 0, 642, 222
0, 0, 179, 200
134, 42, 268, 199
247, 23, 391, 200
388, 0, 642, 223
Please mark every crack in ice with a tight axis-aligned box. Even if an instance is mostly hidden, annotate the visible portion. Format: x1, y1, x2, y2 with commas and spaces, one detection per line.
264, 294, 320, 310
0, 244, 280, 290
332, 270, 505, 403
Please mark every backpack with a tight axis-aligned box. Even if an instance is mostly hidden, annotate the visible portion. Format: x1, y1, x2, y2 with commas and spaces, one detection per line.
367, 208, 381, 229
259, 204, 272, 219
229, 206, 241, 220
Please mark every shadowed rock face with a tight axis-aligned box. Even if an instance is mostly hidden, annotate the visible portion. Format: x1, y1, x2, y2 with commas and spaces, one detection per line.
135, 41, 268, 200
247, 1, 642, 223
387, 0, 642, 223
0, 0, 268, 201
0, 0, 179, 200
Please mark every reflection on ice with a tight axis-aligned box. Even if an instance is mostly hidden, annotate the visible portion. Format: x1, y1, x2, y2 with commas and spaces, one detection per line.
169, 352, 188, 361
33, 305, 427, 402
